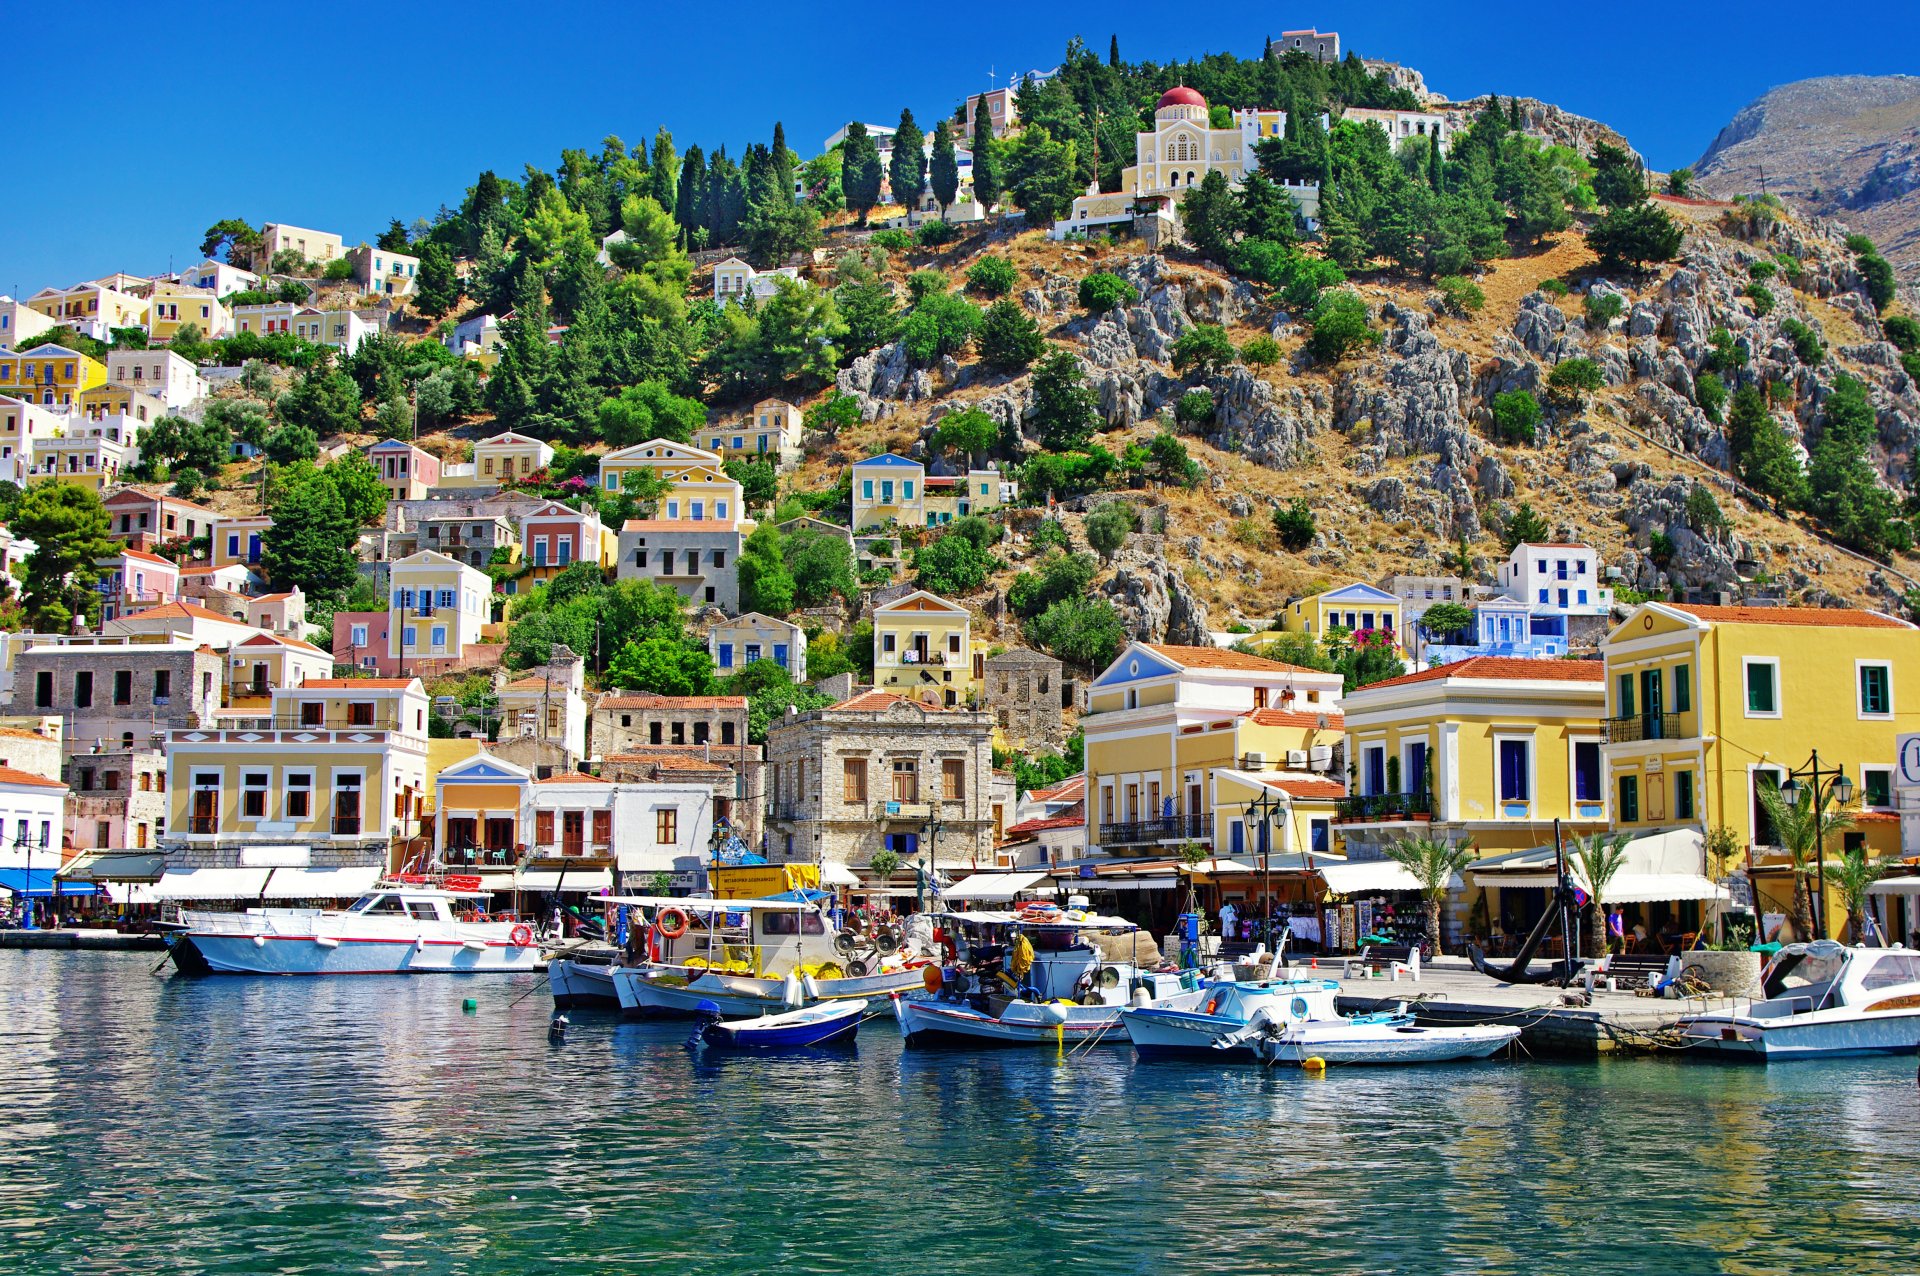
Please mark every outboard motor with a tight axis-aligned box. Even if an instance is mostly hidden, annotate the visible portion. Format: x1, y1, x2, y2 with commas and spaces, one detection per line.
686, 999, 724, 1049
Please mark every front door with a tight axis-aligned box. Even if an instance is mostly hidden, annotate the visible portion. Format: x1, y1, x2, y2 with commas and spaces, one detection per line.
1640, 669, 1664, 738
562, 811, 585, 857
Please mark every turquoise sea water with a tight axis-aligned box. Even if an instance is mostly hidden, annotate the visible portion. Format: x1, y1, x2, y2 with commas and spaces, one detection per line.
2, 950, 1917, 1275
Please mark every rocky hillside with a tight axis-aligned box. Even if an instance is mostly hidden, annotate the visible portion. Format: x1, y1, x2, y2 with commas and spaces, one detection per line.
811, 194, 1920, 654
1694, 75, 1920, 283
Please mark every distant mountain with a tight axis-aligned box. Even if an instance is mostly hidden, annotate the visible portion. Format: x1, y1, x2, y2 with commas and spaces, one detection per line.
1693, 75, 1920, 281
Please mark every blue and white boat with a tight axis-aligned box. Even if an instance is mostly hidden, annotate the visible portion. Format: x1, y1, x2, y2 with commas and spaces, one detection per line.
1122, 979, 1342, 1059
697, 998, 868, 1050
1676, 941, 1920, 1061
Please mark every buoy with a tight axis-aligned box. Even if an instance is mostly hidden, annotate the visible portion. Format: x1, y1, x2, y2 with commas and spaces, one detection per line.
1303, 1056, 1327, 1073
462, 998, 479, 1012
548, 1013, 569, 1040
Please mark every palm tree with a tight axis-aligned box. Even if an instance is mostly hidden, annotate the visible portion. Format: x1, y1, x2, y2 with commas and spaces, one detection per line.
1830, 848, 1892, 943
1382, 836, 1476, 957
1570, 831, 1632, 958
1756, 783, 1854, 939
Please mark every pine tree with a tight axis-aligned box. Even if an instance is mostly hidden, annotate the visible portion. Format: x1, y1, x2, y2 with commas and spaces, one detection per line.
1509, 97, 1523, 130
970, 105, 1001, 214
890, 109, 927, 216
928, 121, 960, 219
414, 242, 459, 317
1728, 386, 1808, 511
841, 122, 884, 224
377, 218, 410, 251
488, 268, 553, 431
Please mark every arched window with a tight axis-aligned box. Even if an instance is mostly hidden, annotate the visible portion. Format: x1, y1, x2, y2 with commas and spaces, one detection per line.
1187, 170, 1197, 186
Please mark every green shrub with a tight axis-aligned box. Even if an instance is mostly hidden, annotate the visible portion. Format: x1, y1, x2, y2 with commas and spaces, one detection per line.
1491, 390, 1542, 444
1174, 389, 1215, 426
1743, 282, 1774, 316
1884, 315, 1920, 352
1304, 291, 1375, 364
1649, 530, 1676, 562
1858, 253, 1897, 312
1695, 371, 1728, 424
1780, 318, 1826, 365
913, 220, 956, 246
906, 269, 949, 302
1538, 278, 1571, 298
1031, 518, 1070, 553
1085, 500, 1138, 560
1546, 357, 1605, 407
1845, 233, 1877, 255
1706, 326, 1747, 372
1078, 271, 1137, 313
1239, 335, 1281, 367
1271, 498, 1316, 551
1903, 352, 1920, 386
977, 298, 1044, 372
899, 291, 980, 365
1747, 260, 1777, 282
966, 256, 1017, 298
1775, 254, 1804, 285
1436, 275, 1486, 316
1583, 291, 1625, 329
869, 229, 913, 251
1171, 324, 1235, 377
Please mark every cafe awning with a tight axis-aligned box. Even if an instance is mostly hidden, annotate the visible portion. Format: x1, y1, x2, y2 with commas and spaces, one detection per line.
57, 852, 165, 884
943, 870, 1057, 901
1471, 871, 1728, 903
1869, 876, 1920, 896
148, 868, 273, 900
0, 868, 98, 898
1318, 861, 1455, 894
259, 867, 382, 900
819, 862, 861, 887
513, 869, 613, 893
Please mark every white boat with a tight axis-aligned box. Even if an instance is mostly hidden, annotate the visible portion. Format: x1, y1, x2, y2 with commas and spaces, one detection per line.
1676, 941, 1920, 1061
890, 907, 1199, 1047
548, 952, 621, 1008
698, 998, 869, 1049
169, 883, 541, 976
606, 894, 930, 1017
1122, 979, 1342, 1059
1244, 1013, 1522, 1066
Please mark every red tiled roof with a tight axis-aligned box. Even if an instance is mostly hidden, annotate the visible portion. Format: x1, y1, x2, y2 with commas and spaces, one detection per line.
1144, 643, 1322, 674
1028, 775, 1085, 803
253, 592, 295, 602
1006, 803, 1087, 836
1247, 708, 1345, 728
1258, 777, 1346, 800
119, 548, 174, 565
829, 690, 938, 712
238, 631, 326, 654
1670, 604, 1910, 630
0, 727, 53, 741
0, 764, 66, 789
117, 601, 237, 623
1357, 656, 1606, 692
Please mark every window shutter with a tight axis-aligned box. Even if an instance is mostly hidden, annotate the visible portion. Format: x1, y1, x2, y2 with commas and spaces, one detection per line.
535, 811, 554, 844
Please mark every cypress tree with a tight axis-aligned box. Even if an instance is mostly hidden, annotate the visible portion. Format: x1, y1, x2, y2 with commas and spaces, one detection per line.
1110, 34, 1120, 67
890, 109, 927, 216
1428, 133, 1444, 193
970, 104, 1000, 214
674, 144, 706, 243
770, 121, 795, 200
649, 129, 678, 216
841, 122, 884, 224
928, 120, 960, 219
1509, 96, 1524, 130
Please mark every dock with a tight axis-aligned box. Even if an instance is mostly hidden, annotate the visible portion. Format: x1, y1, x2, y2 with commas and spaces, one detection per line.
1296, 956, 1726, 1056
0, 929, 167, 952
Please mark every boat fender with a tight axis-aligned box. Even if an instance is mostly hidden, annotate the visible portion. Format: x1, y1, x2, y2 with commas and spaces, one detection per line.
1204, 994, 1221, 1016
801, 974, 821, 1000
1302, 1056, 1327, 1073
252, 934, 267, 947
922, 965, 945, 994
1131, 987, 1151, 1007
782, 972, 803, 1008
1039, 1001, 1072, 1027
656, 908, 690, 940
646, 925, 663, 964
509, 924, 534, 948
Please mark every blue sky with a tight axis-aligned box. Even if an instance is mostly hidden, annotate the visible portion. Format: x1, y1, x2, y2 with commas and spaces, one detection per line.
3, 1, 1913, 293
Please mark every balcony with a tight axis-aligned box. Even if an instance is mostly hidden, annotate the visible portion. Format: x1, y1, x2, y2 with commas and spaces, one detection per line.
1333, 791, 1434, 823
204, 711, 405, 732
1098, 814, 1212, 846
1604, 713, 1682, 744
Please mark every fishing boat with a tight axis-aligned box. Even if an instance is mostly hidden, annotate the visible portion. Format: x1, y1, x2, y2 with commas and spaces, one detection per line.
695, 998, 869, 1050
546, 942, 622, 1008
1219, 1000, 1521, 1066
1122, 978, 1342, 1059
890, 907, 1198, 1047
609, 894, 930, 1017
1675, 941, 1920, 1061
168, 881, 541, 976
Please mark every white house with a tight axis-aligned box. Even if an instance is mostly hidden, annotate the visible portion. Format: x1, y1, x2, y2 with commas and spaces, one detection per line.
175, 260, 262, 298
1497, 543, 1612, 616
0, 764, 69, 877
105, 349, 207, 411
712, 257, 801, 308
1342, 107, 1454, 156
0, 296, 59, 351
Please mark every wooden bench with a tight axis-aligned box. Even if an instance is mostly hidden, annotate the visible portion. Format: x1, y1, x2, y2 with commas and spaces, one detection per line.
1340, 943, 1420, 982
1592, 952, 1677, 991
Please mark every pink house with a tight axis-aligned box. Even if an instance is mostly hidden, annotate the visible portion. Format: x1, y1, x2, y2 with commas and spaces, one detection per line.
97, 547, 180, 622
367, 439, 442, 500
517, 500, 608, 592
330, 610, 394, 674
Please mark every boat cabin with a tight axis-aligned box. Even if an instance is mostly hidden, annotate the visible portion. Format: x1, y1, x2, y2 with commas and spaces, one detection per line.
1759, 942, 1920, 1013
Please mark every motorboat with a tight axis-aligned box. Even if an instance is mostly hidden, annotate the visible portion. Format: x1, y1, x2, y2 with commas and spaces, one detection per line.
695, 998, 869, 1050
890, 907, 1201, 1047
168, 882, 541, 976
1241, 1012, 1522, 1066
1123, 979, 1342, 1059
547, 942, 622, 1008
608, 894, 930, 1017
1675, 941, 1920, 1061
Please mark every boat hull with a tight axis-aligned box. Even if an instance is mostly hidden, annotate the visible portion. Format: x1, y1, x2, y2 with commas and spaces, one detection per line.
892, 994, 1129, 1047
549, 958, 621, 1008
701, 1001, 868, 1050
1256, 1022, 1521, 1066
1123, 1007, 1260, 1060
172, 932, 541, 976
1676, 1009, 1920, 1061
613, 964, 924, 1018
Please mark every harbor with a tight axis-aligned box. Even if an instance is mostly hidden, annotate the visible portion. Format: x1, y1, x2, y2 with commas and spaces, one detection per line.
4, 948, 1918, 1274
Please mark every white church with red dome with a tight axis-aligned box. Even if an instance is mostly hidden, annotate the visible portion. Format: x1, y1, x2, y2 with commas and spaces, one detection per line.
1052, 86, 1319, 240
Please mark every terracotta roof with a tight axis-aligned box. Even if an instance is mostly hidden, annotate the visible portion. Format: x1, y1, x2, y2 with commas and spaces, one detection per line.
238, 631, 326, 654
1006, 803, 1088, 836
1853, 810, 1900, 823
1028, 775, 1085, 803
1144, 643, 1322, 674
1357, 656, 1607, 692
829, 689, 938, 712
0, 764, 66, 790
0, 727, 53, 741
178, 564, 248, 576
533, 771, 609, 785
1512, 542, 1593, 550
598, 693, 747, 709
119, 549, 174, 565
1669, 604, 1910, 630
117, 601, 238, 624
300, 678, 417, 689
1257, 777, 1346, 800
253, 592, 295, 602
1247, 708, 1345, 728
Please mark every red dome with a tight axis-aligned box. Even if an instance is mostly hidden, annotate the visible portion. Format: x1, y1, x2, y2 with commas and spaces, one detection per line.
1156, 86, 1208, 110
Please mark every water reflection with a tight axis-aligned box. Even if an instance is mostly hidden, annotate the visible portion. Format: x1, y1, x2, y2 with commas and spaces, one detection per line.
1, 953, 1916, 1274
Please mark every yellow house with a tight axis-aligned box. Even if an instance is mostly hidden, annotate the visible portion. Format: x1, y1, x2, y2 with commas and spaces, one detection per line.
432, 751, 532, 866
26, 282, 147, 339
1281, 582, 1404, 654
0, 344, 107, 408
30, 432, 133, 490
656, 463, 750, 530
697, 398, 804, 470
710, 612, 807, 681
472, 430, 556, 484
598, 439, 721, 496
1083, 641, 1346, 858
213, 515, 272, 570
168, 677, 430, 872
874, 590, 978, 706
388, 551, 490, 670
852, 454, 925, 530
224, 631, 332, 709
1335, 655, 1609, 859
1600, 603, 1917, 933
145, 281, 230, 343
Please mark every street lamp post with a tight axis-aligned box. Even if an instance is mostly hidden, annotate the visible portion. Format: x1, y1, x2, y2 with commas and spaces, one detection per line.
1238, 787, 1289, 952
1779, 751, 1854, 940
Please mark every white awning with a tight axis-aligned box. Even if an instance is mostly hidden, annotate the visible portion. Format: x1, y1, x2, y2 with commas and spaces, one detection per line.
1317, 861, 1455, 894
1088, 876, 1180, 891
819, 863, 861, 886
512, 870, 613, 893
943, 870, 1057, 901
260, 867, 382, 900
1869, 876, 1920, 896
148, 868, 273, 900
1475, 871, 1729, 903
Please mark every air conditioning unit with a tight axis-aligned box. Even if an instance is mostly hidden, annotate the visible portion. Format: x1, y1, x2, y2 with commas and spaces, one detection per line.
1241, 752, 1266, 770
1308, 745, 1333, 772
1287, 750, 1308, 769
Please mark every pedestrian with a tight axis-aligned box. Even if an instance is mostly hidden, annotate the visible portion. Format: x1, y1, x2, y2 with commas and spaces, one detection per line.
1607, 907, 1626, 955
1218, 899, 1238, 942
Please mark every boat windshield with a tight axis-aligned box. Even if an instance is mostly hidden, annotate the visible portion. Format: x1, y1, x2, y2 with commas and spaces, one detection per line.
1763, 949, 1845, 1001
1860, 952, 1920, 991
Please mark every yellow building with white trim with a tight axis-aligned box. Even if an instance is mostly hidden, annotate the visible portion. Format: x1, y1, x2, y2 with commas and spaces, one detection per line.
0, 344, 107, 408
873, 590, 978, 706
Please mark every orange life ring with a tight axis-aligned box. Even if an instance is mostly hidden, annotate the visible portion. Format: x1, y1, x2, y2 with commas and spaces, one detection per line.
647, 924, 663, 963
657, 907, 690, 939
922, 965, 945, 994
509, 924, 533, 948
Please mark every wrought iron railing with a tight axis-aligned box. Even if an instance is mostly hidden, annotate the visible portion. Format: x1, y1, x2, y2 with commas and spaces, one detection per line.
1604, 713, 1681, 744
1097, 814, 1211, 845
1334, 791, 1433, 822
